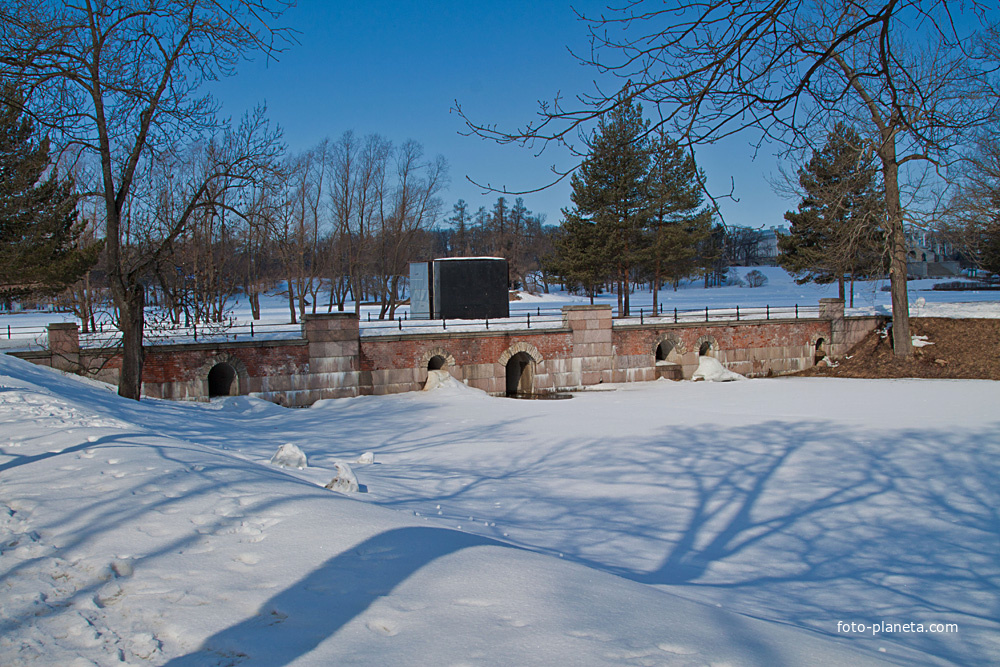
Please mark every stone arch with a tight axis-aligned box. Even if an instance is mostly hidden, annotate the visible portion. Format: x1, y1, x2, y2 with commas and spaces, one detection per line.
695, 335, 719, 357
813, 336, 827, 365
498, 342, 542, 396
497, 341, 542, 367
419, 346, 456, 371
200, 353, 249, 398
653, 333, 685, 365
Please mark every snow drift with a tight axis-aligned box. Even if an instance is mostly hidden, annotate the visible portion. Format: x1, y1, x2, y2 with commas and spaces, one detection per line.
2, 352, 997, 665
691, 355, 746, 381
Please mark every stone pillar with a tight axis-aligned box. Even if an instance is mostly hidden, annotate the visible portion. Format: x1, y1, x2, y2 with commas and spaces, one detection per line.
563, 305, 614, 387
47, 323, 80, 372
819, 298, 847, 357
302, 313, 360, 403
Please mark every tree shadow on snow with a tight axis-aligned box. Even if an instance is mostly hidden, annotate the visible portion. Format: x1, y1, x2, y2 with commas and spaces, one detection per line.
163, 526, 501, 667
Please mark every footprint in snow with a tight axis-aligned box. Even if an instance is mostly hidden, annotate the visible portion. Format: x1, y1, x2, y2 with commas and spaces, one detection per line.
234, 553, 260, 565
366, 619, 399, 636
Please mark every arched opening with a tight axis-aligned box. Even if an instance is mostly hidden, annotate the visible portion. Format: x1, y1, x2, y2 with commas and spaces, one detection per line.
208, 362, 237, 397
814, 338, 826, 365
655, 340, 673, 362
699, 341, 714, 357
427, 355, 447, 371
505, 351, 535, 396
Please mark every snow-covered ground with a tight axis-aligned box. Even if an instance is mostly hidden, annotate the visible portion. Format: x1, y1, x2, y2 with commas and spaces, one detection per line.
2, 267, 1000, 351
2, 352, 997, 665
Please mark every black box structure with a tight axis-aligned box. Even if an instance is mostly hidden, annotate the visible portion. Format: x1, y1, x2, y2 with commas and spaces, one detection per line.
409, 258, 509, 320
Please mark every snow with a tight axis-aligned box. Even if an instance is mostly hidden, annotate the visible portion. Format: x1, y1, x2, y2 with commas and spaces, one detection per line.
269, 443, 308, 469
691, 355, 747, 382
324, 461, 359, 493
1, 351, 999, 664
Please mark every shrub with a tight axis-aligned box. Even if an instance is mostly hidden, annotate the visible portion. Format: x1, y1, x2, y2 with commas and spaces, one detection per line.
745, 269, 768, 288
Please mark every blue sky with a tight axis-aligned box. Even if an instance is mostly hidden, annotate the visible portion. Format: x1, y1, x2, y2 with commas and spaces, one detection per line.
210, 1, 790, 229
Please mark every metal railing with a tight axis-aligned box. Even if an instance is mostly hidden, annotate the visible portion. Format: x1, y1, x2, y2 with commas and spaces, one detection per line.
614, 304, 820, 325
2, 303, 825, 349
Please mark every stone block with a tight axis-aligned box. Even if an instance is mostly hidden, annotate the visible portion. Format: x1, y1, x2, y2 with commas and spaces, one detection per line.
311, 356, 357, 374
305, 327, 360, 343
308, 340, 359, 358
581, 355, 612, 373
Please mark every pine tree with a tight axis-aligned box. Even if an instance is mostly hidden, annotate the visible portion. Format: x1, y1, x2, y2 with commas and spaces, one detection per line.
0, 85, 99, 302
553, 211, 606, 304
779, 123, 886, 305
447, 199, 471, 255
567, 97, 650, 315
645, 133, 713, 313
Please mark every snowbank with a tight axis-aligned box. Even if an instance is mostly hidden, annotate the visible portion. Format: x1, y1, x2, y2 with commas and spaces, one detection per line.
691, 355, 746, 382
2, 352, 996, 665
325, 461, 359, 493
423, 369, 457, 391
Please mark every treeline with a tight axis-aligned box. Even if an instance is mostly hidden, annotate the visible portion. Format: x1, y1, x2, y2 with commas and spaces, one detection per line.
547, 99, 716, 316
27, 133, 450, 328
443, 196, 556, 293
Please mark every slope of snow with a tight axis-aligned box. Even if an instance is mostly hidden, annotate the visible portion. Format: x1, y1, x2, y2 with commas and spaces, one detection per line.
2, 353, 998, 665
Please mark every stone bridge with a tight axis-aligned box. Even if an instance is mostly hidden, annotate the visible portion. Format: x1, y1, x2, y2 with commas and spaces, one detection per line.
11, 299, 880, 407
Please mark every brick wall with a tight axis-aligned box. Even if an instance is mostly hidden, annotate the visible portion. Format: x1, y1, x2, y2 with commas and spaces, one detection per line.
10, 302, 884, 406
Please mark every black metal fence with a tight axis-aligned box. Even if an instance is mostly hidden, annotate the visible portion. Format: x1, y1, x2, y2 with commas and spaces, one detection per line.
2, 303, 822, 349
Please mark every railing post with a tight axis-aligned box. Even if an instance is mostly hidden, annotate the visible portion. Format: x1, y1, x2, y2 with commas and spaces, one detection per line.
640, 308, 643, 324
442, 318, 446, 330
398, 318, 402, 330
766, 305, 770, 320
795, 304, 799, 319
674, 307, 677, 323
485, 317, 489, 329
193, 322, 197, 342
705, 306, 709, 322
250, 321, 254, 337
736, 305, 740, 321
527, 313, 531, 328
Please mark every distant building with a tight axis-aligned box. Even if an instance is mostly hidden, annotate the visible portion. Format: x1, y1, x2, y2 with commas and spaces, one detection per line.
754, 226, 788, 265
905, 225, 960, 278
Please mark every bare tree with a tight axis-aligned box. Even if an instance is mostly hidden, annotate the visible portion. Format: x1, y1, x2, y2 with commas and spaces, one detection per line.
457, 1, 1000, 357
0, 0, 291, 399
942, 132, 1000, 275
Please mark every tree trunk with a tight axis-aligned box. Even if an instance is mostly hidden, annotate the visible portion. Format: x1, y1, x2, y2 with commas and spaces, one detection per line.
652, 271, 660, 316
117, 285, 146, 400
879, 135, 912, 358
286, 273, 297, 324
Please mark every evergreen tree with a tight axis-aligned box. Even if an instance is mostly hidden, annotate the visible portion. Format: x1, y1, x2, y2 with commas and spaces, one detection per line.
553, 211, 606, 304
645, 133, 713, 313
0, 85, 99, 302
447, 199, 471, 255
779, 123, 886, 304
567, 97, 650, 315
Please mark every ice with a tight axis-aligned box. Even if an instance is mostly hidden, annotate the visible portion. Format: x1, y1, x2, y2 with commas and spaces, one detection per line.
269, 443, 307, 469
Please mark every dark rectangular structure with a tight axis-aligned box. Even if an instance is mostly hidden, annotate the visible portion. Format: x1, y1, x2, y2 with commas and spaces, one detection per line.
433, 258, 509, 320
409, 258, 508, 320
